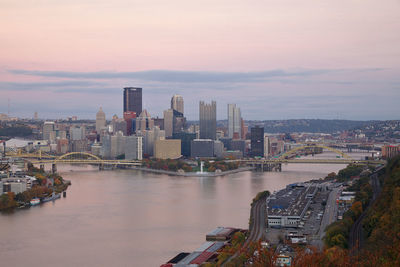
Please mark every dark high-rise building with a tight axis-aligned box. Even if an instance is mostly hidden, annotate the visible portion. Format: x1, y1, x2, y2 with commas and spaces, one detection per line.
123, 87, 142, 115
219, 137, 232, 150
250, 126, 264, 157
199, 101, 216, 140
173, 132, 196, 157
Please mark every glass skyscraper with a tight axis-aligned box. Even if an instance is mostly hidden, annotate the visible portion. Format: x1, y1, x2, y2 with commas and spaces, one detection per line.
199, 101, 216, 140
228, 103, 242, 139
123, 87, 142, 116
250, 125, 264, 157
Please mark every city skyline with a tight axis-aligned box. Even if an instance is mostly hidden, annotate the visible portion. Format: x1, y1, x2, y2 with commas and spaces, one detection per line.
1, 0, 399, 120
1, 1, 400, 266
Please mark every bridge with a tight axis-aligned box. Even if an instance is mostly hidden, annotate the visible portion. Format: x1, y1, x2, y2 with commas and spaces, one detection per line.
5, 143, 384, 173
278, 144, 353, 160
241, 143, 384, 171
4, 152, 142, 173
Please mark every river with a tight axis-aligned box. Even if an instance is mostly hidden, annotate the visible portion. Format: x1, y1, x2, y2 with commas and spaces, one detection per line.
0, 152, 370, 266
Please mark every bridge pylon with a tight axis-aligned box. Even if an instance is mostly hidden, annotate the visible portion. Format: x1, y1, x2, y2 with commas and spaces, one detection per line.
52, 163, 57, 174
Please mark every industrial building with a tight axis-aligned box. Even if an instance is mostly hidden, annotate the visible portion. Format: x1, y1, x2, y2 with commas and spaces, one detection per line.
266, 183, 317, 228
161, 227, 242, 266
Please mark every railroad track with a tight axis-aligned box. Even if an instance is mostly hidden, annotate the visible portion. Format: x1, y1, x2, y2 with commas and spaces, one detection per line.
349, 173, 381, 252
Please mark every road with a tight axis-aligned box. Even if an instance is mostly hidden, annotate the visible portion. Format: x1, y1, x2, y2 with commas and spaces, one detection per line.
246, 198, 266, 244
320, 187, 340, 238
310, 186, 340, 249
222, 198, 266, 266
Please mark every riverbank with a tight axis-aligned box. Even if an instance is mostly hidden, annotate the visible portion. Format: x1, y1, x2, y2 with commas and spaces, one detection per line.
128, 166, 255, 177
0, 165, 70, 211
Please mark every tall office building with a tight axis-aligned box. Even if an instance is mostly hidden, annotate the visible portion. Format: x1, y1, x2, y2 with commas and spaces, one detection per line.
43, 121, 55, 141
125, 135, 143, 160
96, 107, 106, 133
70, 126, 86, 141
163, 109, 174, 138
264, 134, 270, 158
172, 132, 196, 157
172, 110, 185, 135
250, 126, 264, 157
136, 110, 154, 132
123, 87, 142, 115
123, 111, 137, 135
228, 104, 242, 139
199, 101, 216, 140
171, 94, 184, 114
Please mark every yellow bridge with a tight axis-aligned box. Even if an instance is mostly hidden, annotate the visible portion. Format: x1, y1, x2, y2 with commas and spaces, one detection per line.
6, 151, 141, 169
5, 143, 384, 173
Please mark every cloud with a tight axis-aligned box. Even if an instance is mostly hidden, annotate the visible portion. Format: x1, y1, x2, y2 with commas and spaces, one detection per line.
8, 68, 384, 83
0, 80, 105, 91
2, 67, 396, 120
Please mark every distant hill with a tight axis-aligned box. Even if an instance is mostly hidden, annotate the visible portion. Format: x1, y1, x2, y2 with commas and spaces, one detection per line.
348, 120, 400, 141
247, 119, 374, 133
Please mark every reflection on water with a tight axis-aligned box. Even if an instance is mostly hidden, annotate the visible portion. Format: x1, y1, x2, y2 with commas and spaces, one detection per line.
0, 152, 368, 266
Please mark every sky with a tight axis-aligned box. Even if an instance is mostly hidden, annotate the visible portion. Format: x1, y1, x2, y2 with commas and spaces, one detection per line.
0, 0, 399, 120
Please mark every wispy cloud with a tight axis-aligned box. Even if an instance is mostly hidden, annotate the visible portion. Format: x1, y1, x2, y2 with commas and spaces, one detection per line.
7, 68, 384, 83
0, 80, 104, 91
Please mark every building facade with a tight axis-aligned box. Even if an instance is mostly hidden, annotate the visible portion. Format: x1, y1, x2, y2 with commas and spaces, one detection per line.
173, 132, 196, 157
191, 139, 214, 158
250, 126, 264, 157
382, 145, 400, 159
154, 139, 181, 159
123, 111, 136, 135
163, 109, 174, 138
43, 121, 55, 142
171, 94, 184, 114
96, 107, 106, 133
125, 135, 143, 160
136, 110, 154, 132
264, 135, 270, 158
123, 87, 142, 115
228, 104, 241, 139
199, 101, 216, 140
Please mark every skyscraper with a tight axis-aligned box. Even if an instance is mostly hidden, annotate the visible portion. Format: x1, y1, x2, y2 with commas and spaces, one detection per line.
136, 109, 154, 132
250, 126, 264, 157
123, 87, 142, 115
172, 109, 185, 135
96, 107, 106, 133
43, 121, 55, 141
199, 101, 216, 140
228, 104, 242, 139
171, 94, 184, 114
123, 111, 137, 135
163, 109, 174, 138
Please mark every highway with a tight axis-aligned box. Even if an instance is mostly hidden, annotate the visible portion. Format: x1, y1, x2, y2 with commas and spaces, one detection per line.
222, 197, 266, 266
316, 186, 340, 249
246, 199, 266, 243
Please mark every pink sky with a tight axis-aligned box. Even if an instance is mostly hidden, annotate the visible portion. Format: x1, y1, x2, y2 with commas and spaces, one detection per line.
0, 0, 399, 119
